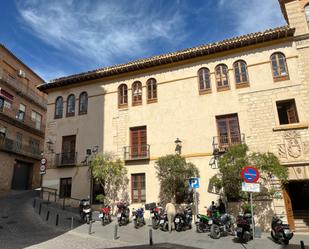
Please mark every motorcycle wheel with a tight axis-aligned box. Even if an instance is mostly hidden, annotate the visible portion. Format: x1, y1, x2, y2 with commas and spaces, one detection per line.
210, 224, 221, 239
175, 223, 182, 232
270, 230, 277, 240
86, 215, 90, 224
283, 239, 289, 245
101, 218, 105, 226
134, 220, 138, 229
242, 232, 251, 243
161, 222, 168, 232
152, 219, 159, 230
196, 223, 204, 233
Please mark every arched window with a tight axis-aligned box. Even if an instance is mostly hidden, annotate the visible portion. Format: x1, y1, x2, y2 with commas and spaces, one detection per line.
147, 78, 157, 103
233, 60, 249, 86
305, 4, 309, 24
270, 52, 289, 81
132, 81, 142, 106
79, 92, 88, 115
198, 68, 211, 93
215, 64, 229, 90
66, 94, 75, 116
118, 84, 128, 107
55, 96, 63, 119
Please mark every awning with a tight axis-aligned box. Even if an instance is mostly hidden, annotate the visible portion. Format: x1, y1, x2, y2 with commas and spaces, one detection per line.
0, 88, 14, 101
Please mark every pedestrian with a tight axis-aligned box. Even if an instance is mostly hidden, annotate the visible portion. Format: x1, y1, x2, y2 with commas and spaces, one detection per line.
218, 199, 226, 214
165, 201, 176, 233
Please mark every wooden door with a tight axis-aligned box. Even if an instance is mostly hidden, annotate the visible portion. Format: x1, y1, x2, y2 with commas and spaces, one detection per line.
61, 135, 76, 164
283, 188, 295, 231
130, 127, 147, 159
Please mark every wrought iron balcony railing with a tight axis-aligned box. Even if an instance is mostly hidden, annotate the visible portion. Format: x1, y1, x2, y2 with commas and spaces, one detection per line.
212, 133, 245, 152
123, 144, 150, 161
0, 106, 45, 132
0, 137, 42, 160
55, 152, 77, 166
0, 69, 47, 109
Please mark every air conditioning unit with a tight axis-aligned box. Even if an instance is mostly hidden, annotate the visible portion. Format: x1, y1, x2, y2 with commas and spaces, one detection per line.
18, 69, 26, 78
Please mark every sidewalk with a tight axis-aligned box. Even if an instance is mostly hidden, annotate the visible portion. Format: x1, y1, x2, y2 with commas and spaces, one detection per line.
72, 219, 309, 249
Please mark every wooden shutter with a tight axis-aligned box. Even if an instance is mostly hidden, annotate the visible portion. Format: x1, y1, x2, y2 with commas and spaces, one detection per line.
216, 114, 240, 147
130, 127, 147, 158
287, 104, 298, 124
283, 189, 295, 231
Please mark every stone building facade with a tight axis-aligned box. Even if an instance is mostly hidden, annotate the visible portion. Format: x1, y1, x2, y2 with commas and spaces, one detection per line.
0, 44, 46, 191
38, 0, 309, 231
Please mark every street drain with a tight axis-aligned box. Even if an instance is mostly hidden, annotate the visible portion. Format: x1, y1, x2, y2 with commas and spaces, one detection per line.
6, 221, 17, 225
1, 216, 8, 219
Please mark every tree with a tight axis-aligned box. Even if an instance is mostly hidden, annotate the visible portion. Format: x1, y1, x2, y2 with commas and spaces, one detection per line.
90, 153, 129, 210
209, 144, 288, 201
155, 154, 200, 206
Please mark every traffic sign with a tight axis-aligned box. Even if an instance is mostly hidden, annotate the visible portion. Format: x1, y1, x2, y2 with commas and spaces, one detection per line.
41, 158, 47, 165
189, 178, 199, 188
241, 166, 260, 183
40, 165, 46, 172
241, 182, 260, 192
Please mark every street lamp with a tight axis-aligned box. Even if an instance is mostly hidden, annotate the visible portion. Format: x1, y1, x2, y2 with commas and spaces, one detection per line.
174, 138, 182, 155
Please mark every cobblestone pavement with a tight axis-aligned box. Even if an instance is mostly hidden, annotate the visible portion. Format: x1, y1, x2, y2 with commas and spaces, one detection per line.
1, 191, 309, 249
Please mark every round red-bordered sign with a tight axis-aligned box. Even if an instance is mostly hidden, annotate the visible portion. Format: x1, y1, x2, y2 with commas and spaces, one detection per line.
241, 166, 260, 183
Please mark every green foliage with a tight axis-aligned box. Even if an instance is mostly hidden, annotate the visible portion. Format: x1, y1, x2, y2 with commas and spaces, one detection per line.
90, 153, 129, 207
241, 202, 254, 213
155, 154, 200, 206
210, 144, 288, 201
209, 174, 222, 192
95, 194, 105, 203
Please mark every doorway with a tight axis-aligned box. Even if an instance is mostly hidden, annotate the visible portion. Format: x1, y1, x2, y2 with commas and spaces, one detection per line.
11, 161, 32, 190
288, 180, 309, 210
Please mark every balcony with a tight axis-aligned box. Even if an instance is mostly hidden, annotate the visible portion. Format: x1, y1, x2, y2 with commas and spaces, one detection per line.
0, 106, 45, 134
123, 144, 150, 161
0, 69, 47, 109
212, 133, 245, 153
0, 137, 42, 160
55, 152, 77, 167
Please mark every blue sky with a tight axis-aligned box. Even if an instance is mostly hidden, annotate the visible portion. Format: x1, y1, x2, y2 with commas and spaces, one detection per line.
0, 0, 286, 82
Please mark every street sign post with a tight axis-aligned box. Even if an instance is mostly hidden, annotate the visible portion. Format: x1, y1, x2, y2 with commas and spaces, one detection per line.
241, 166, 260, 240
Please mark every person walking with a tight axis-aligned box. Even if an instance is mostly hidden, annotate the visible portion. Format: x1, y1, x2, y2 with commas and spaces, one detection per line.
165, 202, 176, 233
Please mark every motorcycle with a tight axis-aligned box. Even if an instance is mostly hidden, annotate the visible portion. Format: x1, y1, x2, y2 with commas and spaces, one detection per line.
271, 215, 293, 245
196, 214, 211, 233
99, 205, 112, 226
210, 213, 235, 239
236, 213, 253, 243
174, 205, 193, 232
79, 198, 92, 224
116, 202, 130, 226
159, 212, 169, 232
149, 205, 163, 230
132, 207, 146, 229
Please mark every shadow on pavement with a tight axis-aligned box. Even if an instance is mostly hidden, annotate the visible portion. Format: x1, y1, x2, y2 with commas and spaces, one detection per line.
105, 243, 202, 249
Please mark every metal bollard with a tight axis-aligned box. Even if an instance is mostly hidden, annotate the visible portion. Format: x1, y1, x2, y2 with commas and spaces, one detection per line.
39, 203, 42, 215
88, 221, 92, 235
56, 214, 59, 226
300, 240, 305, 249
33, 199, 36, 208
114, 224, 118, 240
46, 211, 50, 221
149, 228, 153, 245
48, 192, 50, 203
71, 217, 74, 230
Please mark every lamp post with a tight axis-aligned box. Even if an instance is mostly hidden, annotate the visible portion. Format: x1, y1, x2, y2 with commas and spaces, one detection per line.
174, 138, 182, 155
86, 145, 99, 205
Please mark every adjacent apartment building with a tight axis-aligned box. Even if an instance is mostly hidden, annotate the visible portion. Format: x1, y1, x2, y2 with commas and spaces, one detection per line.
38, 0, 309, 231
0, 44, 46, 191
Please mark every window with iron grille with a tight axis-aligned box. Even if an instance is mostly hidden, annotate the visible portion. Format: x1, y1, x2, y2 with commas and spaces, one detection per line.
276, 99, 299, 125
60, 178, 72, 198
131, 173, 146, 203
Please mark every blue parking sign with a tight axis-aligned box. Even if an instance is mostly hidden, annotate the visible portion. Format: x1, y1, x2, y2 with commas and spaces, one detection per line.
189, 178, 199, 188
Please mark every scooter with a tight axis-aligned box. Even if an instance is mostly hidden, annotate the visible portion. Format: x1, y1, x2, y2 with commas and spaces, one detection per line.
159, 212, 169, 231
196, 214, 211, 233
149, 205, 163, 230
210, 213, 235, 239
271, 215, 293, 245
116, 202, 130, 226
99, 205, 112, 226
79, 199, 92, 224
174, 205, 193, 232
132, 207, 145, 229
236, 213, 253, 243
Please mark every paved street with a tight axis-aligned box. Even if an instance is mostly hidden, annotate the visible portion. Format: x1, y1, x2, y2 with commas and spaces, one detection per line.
1, 191, 309, 249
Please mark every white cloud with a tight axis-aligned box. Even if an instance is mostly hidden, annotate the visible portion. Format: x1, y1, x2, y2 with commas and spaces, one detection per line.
218, 0, 285, 36
17, 0, 186, 66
